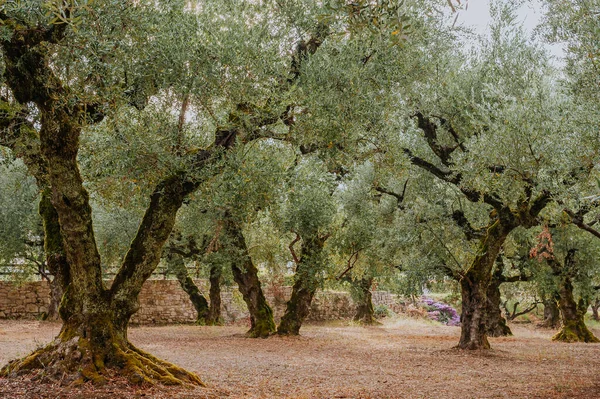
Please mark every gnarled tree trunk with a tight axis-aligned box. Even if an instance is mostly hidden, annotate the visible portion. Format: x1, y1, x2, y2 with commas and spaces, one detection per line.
458, 220, 512, 349
484, 271, 512, 337
0, 28, 204, 385
350, 277, 379, 325
207, 265, 223, 325
225, 219, 276, 337
592, 298, 600, 322
167, 251, 210, 324
39, 190, 69, 321
541, 297, 561, 328
278, 234, 326, 336
544, 250, 598, 342
553, 276, 599, 343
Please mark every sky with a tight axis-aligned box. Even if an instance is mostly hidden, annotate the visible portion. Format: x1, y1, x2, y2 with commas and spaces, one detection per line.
455, 0, 565, 62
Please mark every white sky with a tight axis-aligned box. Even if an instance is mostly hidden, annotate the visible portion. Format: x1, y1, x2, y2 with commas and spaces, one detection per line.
455, 0, 565, 62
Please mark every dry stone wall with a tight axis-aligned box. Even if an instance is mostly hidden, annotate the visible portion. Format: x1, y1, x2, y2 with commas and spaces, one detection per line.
0, 281, 51, 319
0, 279, 401, 324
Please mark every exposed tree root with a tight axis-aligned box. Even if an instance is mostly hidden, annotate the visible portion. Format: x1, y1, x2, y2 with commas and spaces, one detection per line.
0, 336, 204, 387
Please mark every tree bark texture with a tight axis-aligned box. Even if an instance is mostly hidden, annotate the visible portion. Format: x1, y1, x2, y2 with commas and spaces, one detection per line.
541, 297, 561, 329
483, 258, 512, 337
545, 250, 598, 342
225, 219, 276, 337
0, 26, 203, 385
167, 252, 210, 324
39, 190, 70, 321
349, 277, 379, 325
458, 220, 512, 349
484, 272, 512, 337
592, 299, 600, 322
207, 265, 223, 325
278, 234, 327, 336
553, 276, 599, 343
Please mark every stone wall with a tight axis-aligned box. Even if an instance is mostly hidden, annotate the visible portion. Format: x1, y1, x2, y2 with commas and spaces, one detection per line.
0, 279, 401, 325
0, 281, 51, 319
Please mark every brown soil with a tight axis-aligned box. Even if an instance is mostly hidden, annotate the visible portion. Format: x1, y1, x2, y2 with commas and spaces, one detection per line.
1, 317, 599, 398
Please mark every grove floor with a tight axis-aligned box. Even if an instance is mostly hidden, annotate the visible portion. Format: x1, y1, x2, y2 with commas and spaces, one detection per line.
0, 317, 599, 398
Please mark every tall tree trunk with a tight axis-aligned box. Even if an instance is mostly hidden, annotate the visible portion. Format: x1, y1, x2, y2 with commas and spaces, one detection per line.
553, 276, 599, 343
278, 235, 326, 336
167, 251, 210, 324
225, 219, 276, 338
39, 190, 69, 321
350, 277, 379, 325
0, 38, 203, 382
207, 265, 223, 325
458, 220, 512, 350
483, 260, 512, 337
541, 297, 561, 329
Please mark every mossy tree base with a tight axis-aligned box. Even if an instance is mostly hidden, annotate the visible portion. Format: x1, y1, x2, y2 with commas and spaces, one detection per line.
552, 322, 600, 343
1, 322, 204, 387
1, 338, 204, 387
247, 317, 276, 338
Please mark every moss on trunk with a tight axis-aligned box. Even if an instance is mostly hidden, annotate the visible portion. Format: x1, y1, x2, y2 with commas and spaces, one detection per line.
553, 277, 599, 343
1, 307, 203, 386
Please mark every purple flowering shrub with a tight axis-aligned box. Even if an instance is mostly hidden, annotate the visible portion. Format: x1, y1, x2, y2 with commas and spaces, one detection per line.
421, 296, 460, 326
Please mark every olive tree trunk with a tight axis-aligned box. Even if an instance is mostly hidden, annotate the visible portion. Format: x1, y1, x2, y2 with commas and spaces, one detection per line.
207, 265, 223, 325
277, 235, 327, 336
483, 257, 512, 337
39, 190, 69, 321
484, 273, 512, 337
545, 250, 598, 342
541, 297, 561, 329
167, 252, 210, 324
349, 277, 379, 325
225, 219, 276, 337
458, 221, 512, 349
592, 298, 600, 322
553, 276, 599, 343
0, 29, 204, 385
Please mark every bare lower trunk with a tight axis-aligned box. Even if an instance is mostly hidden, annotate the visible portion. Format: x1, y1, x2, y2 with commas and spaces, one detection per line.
541, 297, 560, 329
278, 235, 326, 336
39, 190, 70, 321
553, 277, 599, 343
2, 293, 202, 386
225, 219, 276, 337
168, 252, 210, 324
457, 220, 511, 350
207, 265, 222, 325
459, 276, 490, 349
484, 270, 511, 337
350, 277, 379, 325
591, 299, 599, 322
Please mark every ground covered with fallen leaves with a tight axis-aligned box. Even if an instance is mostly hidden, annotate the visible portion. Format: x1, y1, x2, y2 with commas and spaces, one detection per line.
1, 317, 599, 398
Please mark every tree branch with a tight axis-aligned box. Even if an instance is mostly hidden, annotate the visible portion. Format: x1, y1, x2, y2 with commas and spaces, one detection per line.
564, 208, 600, 240
451, 209, 486, 240
289, 232, 301, 265
374, 180, 408, 210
